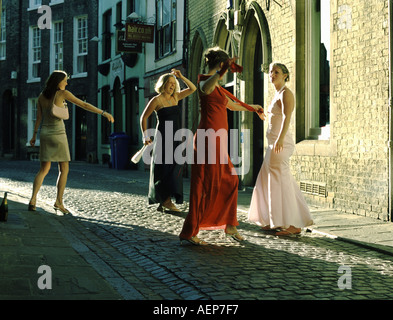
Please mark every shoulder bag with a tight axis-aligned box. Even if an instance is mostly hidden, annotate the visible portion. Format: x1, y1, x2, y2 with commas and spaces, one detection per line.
51, 91, 69, 120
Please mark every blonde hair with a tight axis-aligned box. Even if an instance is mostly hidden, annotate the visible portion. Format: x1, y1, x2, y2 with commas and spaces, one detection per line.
269, 62, 290, 82
154, 73, 180, 95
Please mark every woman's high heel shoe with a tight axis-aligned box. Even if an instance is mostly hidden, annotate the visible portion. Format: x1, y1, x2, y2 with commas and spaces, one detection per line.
179, 236, 208, 246
54, 204, 70, 214
225, 232, 244, 242
28, 203, 36, 211
164, 203, 180, 212
275, 227, 301, 236
158, 202, 181, 212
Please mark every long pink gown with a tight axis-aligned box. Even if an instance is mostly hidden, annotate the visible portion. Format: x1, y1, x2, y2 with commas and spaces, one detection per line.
248, 87, 313, 229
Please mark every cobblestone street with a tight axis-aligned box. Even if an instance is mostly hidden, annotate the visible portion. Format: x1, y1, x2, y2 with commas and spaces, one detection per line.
1, 160, 393, 300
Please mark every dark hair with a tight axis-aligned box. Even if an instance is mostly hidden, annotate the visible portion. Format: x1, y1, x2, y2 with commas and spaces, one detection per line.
203, 47, 229, 72
42, 70, 69, 99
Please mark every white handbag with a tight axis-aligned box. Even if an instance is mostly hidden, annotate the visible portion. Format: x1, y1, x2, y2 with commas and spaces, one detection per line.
51, 91, 69, 120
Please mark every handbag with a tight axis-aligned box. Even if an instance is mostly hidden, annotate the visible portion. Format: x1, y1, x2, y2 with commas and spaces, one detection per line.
51, 91, 69, 120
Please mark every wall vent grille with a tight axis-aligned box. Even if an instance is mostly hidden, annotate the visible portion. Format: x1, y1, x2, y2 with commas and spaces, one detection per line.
300, 181, 327, 197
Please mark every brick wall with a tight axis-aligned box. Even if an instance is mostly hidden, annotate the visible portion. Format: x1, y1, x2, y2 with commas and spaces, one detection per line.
294, 0, 390, 220
329, 0, 389, 219
0, 0, 22, 156
0, 0, 98, 160
187, 0, 391, 220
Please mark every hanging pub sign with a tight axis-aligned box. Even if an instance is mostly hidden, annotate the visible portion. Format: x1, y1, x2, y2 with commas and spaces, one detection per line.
125, 23, 154, 43
116, 30, 142, 53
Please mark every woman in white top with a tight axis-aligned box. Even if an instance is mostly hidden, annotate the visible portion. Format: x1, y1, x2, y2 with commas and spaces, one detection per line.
248, 62, 313, 235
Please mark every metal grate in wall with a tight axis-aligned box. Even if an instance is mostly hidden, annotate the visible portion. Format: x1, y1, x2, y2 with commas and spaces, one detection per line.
300, 181, 327, 197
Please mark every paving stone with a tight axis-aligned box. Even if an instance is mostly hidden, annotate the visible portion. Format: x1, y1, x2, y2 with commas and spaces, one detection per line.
1, 161, 393, 300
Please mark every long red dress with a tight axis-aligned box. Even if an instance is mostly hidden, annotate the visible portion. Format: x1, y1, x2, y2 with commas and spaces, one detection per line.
180, 74, 254, 239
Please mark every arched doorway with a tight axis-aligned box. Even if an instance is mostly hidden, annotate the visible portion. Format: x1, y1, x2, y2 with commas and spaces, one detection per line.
240, 2, 272, 184
2, 90, 16, 156
189, 29, 207, 131
213, 17, 235, 98
74, 95, 87, 160
213, 17, 241, 185
113, 77, 123, 133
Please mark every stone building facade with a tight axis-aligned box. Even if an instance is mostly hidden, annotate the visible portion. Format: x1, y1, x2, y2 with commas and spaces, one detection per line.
95, 0, 146, 166
0, 0, 20, 158
1, 0, 392, 221
0, 0, 99, 162
186, 0, 392, 221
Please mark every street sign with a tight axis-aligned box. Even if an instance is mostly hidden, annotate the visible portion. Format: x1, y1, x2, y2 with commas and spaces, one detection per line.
125, 23, 154, 43
116, 30, 142, 53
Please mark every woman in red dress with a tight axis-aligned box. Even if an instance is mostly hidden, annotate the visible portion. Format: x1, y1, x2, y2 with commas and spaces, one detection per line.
179, 47, 264, 245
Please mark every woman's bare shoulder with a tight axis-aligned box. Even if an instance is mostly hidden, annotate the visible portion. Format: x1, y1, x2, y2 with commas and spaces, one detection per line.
281, 87, 294, 102
58, 89, 70, 97
282, 86, 293, 96
38, 93, 50, 106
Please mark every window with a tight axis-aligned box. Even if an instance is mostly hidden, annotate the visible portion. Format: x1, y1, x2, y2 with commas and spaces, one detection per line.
116, 2, 122, 30
319, 0, 330, 129
156, 0, 176, 58
29, 0, 42, 10
102, 10, 112, 61
29, 26, 41, 81
125, 79, 139, 144
0, 8, 6, 60
49, 0, 64, 6
305, 0, 331, 140
52, 21, 63, 71
127, 0, 135, 16
101, 86, 111, 144
74, 16, 88, 75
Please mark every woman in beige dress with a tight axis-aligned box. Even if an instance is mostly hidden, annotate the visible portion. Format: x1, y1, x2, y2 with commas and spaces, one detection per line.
28, 70, 114, 214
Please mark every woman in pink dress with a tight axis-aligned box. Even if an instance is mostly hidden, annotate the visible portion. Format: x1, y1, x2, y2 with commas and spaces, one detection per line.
248, 62, 313, 235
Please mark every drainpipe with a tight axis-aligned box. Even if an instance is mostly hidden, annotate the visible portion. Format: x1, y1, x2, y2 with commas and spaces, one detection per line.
183, 0, 188, 69
389, 0, 393, 221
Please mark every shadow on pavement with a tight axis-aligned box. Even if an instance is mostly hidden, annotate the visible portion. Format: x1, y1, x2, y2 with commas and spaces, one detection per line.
55, 207, 393, 299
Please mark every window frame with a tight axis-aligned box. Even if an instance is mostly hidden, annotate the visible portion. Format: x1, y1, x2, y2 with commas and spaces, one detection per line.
49, 0, 64, 6
51, 20, 64, 72
74, 15, 88, 77
102, 9, 113, 62
155, 0, 177, 59
0, 7, 6, 61
28, 26, 41, 83
305, 0, 331, 141
28, 0, 42, 11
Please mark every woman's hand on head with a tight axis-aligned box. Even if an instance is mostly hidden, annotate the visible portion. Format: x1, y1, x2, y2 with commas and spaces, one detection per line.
171, 69, 183, 79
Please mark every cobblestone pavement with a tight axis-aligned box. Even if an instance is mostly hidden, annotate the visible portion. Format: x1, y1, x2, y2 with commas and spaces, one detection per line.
1, 160, 393, 300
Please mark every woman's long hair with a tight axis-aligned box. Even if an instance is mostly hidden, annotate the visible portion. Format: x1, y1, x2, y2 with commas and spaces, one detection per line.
42, 70, 69, 99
